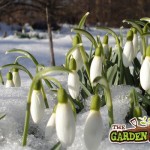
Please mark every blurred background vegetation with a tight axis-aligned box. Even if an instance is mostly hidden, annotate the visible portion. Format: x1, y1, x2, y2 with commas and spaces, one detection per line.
0, 0, 150, 29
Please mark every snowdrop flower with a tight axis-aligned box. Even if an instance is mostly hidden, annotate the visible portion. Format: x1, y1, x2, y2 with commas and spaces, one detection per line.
30, 81, 45, 123
132, 28, 139, 58
122, 30, 134, 67
55, 88, 76, 148
5, 72, 15, 88
140, 46, 150, 91
68, 58, 80, 99
12, 68, 21, 87
45, 106, 57, 140
72, 35, 83, 70
84, 94, 103, 150
90, 46, 103, 83
102, 35, 109, 58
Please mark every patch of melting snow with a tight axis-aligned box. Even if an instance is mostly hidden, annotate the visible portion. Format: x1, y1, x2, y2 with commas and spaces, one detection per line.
0, 84, 148, 150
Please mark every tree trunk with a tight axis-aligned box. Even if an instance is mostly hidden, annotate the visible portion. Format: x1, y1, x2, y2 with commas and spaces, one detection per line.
46, 6, 55, 66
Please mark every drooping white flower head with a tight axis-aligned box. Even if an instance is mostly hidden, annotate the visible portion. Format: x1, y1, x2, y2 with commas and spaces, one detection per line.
122, 30, 134, 67
5, 72, 15, 88
102, 35, 109, 58
132, 28, 139, 58
72, 35, 83, 70
12, 68, 21, 87
90, 46, 103, 83
140, 46, 150, 91
55, 88, 76, 148
68, 58, 80, 99
30, 81, 45, 124
72, 49, 83, 70
45, 106, 56, 140
84, 94, 103, 150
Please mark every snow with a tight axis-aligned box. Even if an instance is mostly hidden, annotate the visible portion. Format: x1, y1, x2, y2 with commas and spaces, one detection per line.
0, 23, 149, 149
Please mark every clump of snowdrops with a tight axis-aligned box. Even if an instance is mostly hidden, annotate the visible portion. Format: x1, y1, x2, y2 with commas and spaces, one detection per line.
0, 13, 150, 149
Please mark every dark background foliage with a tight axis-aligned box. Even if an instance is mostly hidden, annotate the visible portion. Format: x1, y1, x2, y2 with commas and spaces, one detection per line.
0, 0, 149, 28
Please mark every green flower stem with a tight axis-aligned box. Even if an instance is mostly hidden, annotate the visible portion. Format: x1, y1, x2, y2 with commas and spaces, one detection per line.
36, 65, 49, 108
43, 76, 63, 89
0, 64, 33, 80
97, 27, 124, 84
65, 43, 83, 68
89, 44, 93, 60
78, 12, 89, 28
0, 113, 6, 120
14, 55, 29, 64
79, 81, 91, 97
122, 20, 147, 60
141, 37, 146, 59
22, 66, 71, 146
72, 28, 97, 49
0, 71, 4, 85
78, 35, 90, 79
104, 87, 114, 127
41, 84, 49, 108
6, 49, 39, 66
129, 89, 134, 117
22, 88, 33, 146
99, 76, 114, 126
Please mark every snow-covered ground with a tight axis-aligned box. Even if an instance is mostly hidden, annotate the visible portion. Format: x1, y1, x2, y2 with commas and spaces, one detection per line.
0, 23, 149, 150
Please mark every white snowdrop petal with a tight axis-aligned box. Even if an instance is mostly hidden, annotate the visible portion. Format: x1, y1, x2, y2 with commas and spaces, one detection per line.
12, 72, 21, 87
84, 111, 103, 150
72, 49, 83, 70
30, 90, 45, 124
103, 44, 109, 57
56, 103, 76, 148
122, 41, 134, 67
5, 80, 15, 88
140, 57, 150, 91
45, 113, 56, 140
68, 72, 80, 99
90, 56, 102, 83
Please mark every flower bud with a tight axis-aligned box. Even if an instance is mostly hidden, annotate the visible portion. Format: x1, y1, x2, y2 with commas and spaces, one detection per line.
30, 81, 45, 123
72, 35, 83, 70
56, 88, 76, 147
5, 72, 15, 88
140, 46, 150, 90
132, 28, 138, 58
12, 68, 21, 87
84, 95, 103, 150
90, 46, 103, 83
122, 30, 134, 67
45, 112, 56, 140
102, 35, 109, 58
68, 59, 80, 99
